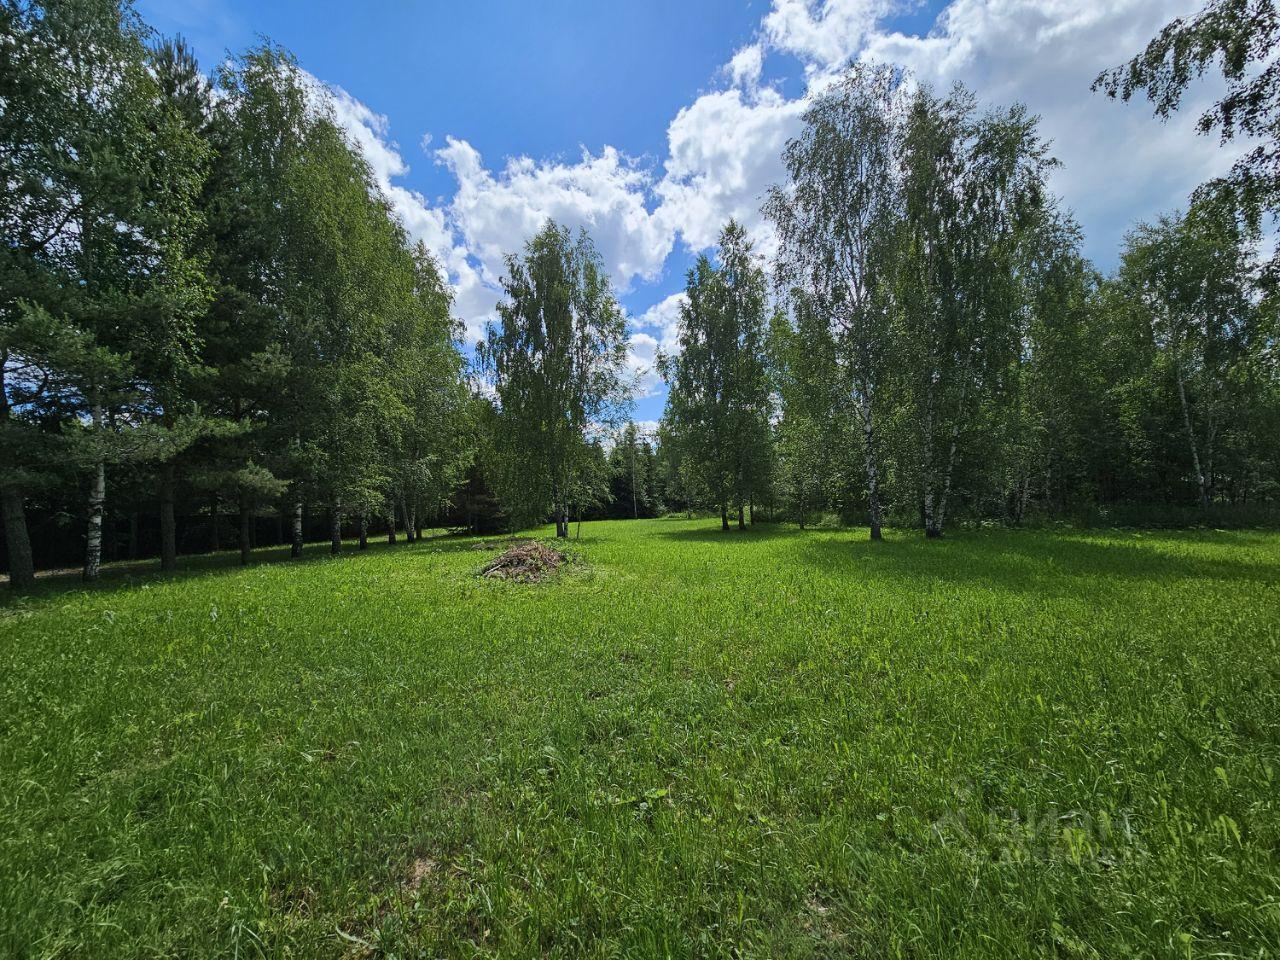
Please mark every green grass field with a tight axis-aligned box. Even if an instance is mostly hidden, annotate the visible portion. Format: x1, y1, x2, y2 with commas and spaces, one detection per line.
2, 519, 1278, 958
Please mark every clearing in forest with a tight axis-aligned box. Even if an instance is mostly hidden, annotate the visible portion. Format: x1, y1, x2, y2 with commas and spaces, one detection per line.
1, 518, 1278, 958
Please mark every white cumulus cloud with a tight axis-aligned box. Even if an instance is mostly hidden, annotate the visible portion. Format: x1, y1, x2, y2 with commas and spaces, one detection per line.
626, 292, 688, 399
436, 137, 673, 295
857, 0, 1238, 264
305, 0, 1246, 350
310, 76, 494, 342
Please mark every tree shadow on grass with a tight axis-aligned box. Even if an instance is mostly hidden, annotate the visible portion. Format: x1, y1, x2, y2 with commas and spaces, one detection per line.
794, 527, 1279, 598
1, 529, 490, 607
656, 521, 799, 544
2, 525, 618, 608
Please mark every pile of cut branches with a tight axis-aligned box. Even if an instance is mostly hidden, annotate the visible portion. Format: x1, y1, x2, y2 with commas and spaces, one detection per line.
480, 542, 568, 583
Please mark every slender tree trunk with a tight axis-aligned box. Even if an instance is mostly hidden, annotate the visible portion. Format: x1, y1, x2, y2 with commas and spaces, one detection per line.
749, 499, 755, 525
920, 388, 940, 538
737, 503, 745, 530
1174, 357, 1209, 509
721, 505, 729, 531
859, 390, 883, 541
84, 463, 105, 581
933, 423, 960, 539
2, 486, 35, 591
239, 492, 252, 566
291, 497, 303, 558
358, 513, 368, 550
83, 405, 106, 582
330, 503, 342, 554
386, 503, 396, 544
159, 463, 177, 571
401, 498, 415, 542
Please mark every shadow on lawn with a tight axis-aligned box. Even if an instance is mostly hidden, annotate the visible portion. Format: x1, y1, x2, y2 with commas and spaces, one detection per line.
1, 529, 488, 606
795, 527, 1279, 597
3, 526, 610, 606
657, 521, 797, 544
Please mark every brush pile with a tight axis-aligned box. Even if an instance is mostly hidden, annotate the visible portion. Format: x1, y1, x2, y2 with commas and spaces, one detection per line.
480, 542, 568, 583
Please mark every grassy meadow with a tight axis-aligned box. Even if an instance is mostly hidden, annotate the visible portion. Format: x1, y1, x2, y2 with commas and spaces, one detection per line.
1, 518, 1278, 958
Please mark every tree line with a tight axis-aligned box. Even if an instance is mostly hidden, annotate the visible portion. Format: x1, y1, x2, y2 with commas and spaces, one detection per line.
658, 4, 1279, 539
2, 0, 470, 590
3, 0, 1279, 590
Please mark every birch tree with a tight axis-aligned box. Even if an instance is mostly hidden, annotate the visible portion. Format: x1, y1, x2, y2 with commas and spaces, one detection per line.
766, 64, 905, 540
480, 222, 630, 538
1116, 202, 1257, 508
894, 85, 1054, 537
660, 222, 773, 531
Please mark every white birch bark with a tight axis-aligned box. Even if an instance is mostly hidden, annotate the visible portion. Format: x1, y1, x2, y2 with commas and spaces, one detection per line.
858, 388, 882, 540
1174, 354, 1209, 509
83, 405, 106, 581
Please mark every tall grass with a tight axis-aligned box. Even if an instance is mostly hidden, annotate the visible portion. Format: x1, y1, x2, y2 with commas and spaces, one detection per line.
2, 520, 1277, 957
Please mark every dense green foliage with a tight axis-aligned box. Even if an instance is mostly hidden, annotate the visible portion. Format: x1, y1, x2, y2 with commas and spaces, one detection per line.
478, 223, 630, 538
1, 1, 469, 588
660, 221, 773, 531
2, 520, 1278, 957
752, 57, 1277, 536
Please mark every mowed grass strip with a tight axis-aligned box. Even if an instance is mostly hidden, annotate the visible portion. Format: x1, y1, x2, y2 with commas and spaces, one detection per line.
1, 520, 1278, 958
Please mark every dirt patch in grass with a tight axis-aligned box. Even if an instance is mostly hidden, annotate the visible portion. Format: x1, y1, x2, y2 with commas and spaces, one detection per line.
403, 856, 439, 894
480, 542, 569, 583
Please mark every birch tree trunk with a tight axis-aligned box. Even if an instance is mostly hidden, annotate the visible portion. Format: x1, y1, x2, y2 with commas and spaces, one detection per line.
921, 390, 940, 538
858, 390, 883, 541
386, 503, 396, 544
358, 513, 368, 550
401, 498, 415, 542
1174, 355, 1209, 509
159, 463, 176, 571
933, 423, 960, 539
291, 497, 303, 558
2, 487, 35, 591
330, 503, 342, 554
83, 405, 106, 581
721, 505, 729, 531
84, 463, 105, 581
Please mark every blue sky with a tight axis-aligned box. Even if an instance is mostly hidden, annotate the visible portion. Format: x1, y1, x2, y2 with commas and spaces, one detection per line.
136, 0, 1231, 426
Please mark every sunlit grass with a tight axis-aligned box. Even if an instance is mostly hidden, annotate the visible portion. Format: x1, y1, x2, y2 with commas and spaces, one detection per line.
2, 519, 1278, 957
